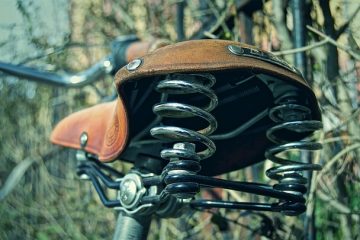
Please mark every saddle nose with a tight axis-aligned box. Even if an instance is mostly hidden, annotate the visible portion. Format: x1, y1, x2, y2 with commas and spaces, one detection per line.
50, 99, 128, 161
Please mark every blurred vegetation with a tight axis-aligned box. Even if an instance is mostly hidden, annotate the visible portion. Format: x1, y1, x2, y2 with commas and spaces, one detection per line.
0, 0, 359, 239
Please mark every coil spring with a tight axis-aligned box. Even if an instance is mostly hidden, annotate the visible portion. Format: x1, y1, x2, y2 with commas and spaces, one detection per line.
265, 102, 322, 215
150, 73, 218, 199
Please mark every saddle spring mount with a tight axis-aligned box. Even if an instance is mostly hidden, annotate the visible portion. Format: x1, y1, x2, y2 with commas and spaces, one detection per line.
150, 73, 218, 199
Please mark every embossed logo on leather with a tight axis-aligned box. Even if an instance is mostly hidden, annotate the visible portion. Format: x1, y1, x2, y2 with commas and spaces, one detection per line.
228, 45, 302, 77
105, 113, 120, 147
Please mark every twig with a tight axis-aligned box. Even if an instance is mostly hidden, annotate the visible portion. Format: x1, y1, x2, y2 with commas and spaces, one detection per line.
317, 142, 360, 178
322, 135, 360, 144
18, 42, 108, 64
307, 25, 360, 61
273, 39, 329, 56
0, 157, 37, 200
112, 2, 136, 30
224, 189, 246, 202
203, 31, 219, 39
0, 150, 57, 201
324, 108, 360, 134
335, 6, 360, 39
184, 215, 212, 238
167, 219, 184, 238
205, 1, 231, 35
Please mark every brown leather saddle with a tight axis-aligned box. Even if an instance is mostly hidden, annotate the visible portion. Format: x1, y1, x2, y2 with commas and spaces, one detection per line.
51, 40, 321, 176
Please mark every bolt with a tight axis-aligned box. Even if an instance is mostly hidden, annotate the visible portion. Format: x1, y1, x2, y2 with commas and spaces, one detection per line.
126, 58, 142, 71
120, 179, 137, 205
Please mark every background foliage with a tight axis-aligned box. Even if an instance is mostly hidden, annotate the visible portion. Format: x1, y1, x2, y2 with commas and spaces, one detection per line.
0, 0, 359, 239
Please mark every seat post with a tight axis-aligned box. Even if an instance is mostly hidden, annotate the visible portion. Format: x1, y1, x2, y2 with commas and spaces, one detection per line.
113, 211, 151, 240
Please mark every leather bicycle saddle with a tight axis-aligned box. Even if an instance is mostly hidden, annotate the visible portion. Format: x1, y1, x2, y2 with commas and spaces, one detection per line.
51, 40, 321, 176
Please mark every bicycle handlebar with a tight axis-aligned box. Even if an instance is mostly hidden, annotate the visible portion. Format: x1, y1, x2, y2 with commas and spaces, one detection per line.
0, 56, 112, 88
0, 35, 155, 88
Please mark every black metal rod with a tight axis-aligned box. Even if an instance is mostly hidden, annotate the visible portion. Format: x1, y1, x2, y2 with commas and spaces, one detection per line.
176, 0, 185, 41
89, 157, 124, 178
190, 199, 306, 215
77, 164, 120, 189
165, 174, 305, 203
291, 0, 307, 75
190, 200, 274, 211
143, 175, 162, 187
85, 171, 120, 208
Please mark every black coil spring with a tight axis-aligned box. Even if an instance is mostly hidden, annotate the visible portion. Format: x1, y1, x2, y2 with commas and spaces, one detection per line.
265, 102, 322, 215
150, 73, 218, 198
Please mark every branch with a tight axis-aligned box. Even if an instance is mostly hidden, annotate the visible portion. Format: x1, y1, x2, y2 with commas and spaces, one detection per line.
111, 2, 136, 30
322, 135, 360, 144
317, 142, 360, 178
273, 39, 329, 56
0, 157, 37, 200
18, 42, 107, 65
323, 106, 360, 134
206, 1, 232, 36
0, 150, 57, 201
348, 33, 360, 55
307, 25, 360, 61
335, 6, 360, 39
203, 31, 219, 39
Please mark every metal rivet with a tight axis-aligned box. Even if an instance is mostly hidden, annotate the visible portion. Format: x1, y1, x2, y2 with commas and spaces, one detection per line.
126, 58, 142, 71
228, 45, 244, 56
80, 132, 88, 148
